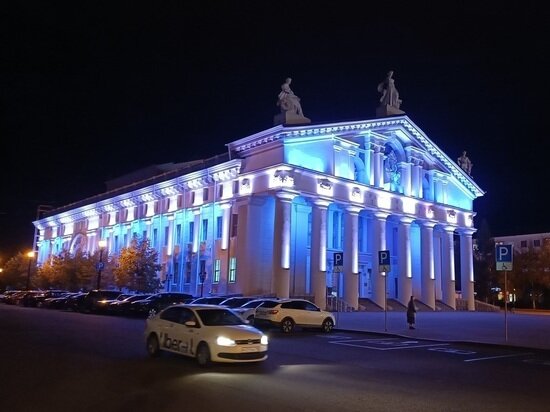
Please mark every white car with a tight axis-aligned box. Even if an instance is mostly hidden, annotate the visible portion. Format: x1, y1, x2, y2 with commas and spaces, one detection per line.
254, 299, 336, 333
144, 304, 268, 366
232, 298, 280, 324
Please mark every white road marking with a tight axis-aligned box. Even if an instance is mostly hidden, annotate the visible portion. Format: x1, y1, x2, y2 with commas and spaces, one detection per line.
464, 352, 532, 362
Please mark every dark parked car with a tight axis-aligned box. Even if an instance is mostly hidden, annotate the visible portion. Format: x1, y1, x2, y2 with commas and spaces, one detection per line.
219, 296, 257, 308
77, 290, 123, 314
108, 294, 152, 316
190, 296, 228, 305
129, 292, 194, 318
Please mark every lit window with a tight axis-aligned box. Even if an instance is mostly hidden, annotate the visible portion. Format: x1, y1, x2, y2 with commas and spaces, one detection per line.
213, 259, 221, 283
229, 257, 237, 283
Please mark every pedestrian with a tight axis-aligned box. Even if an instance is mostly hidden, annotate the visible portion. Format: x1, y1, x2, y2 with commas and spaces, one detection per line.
407, 296, 416, 329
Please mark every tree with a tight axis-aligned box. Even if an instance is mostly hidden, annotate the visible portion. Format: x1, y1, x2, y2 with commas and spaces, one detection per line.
35, 250, 99, 291
0, 253, 33, 290
113, 236, 161, 293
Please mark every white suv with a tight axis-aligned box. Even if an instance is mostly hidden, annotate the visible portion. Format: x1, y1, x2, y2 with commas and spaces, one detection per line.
254, 299, 335, 333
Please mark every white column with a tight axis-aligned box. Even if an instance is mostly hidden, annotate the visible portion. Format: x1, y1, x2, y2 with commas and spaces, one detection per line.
192, 209, 201, 253
220, 203, 231, 250
460, 229, 476, 311
344, 207, 360, 310
373, 145, 385, 188
420, 222, 436, 309
311, 201, 329, 309
442, 226, 456, 309
397, 217, 413, 305
365, 143, 374, 186
370, 212, 388, 308
414, 162, 423, 199
399, 162, 412, 196
273, 192, 294, 298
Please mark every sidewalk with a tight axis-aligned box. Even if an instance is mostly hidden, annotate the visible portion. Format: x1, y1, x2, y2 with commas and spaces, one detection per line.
334, 309, 550, 351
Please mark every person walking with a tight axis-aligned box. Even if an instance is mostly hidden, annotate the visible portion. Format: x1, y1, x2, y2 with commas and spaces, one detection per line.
407, 296, 417, 329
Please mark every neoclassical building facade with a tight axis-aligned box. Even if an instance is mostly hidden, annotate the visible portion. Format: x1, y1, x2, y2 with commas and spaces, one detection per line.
34, 115, 484, 311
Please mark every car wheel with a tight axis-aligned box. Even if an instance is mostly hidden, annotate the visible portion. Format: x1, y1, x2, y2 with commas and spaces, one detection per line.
322, 318, 334, 333
247, 315, 254, 325
196, 342, 211, 367
281, 318, 294, 333
146, 334, 160, 357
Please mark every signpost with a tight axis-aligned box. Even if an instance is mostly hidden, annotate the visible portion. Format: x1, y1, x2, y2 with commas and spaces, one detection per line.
333, 252, 343, 324
379, 250, 391, 331
495, 244, 513, 341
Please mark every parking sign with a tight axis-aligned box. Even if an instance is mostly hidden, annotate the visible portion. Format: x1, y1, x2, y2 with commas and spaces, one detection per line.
495, 244, 513, 271
333, 252, 343, 272
378, 250, 391, 273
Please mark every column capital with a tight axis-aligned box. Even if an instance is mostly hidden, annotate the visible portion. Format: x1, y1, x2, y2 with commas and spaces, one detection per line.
399, 216, 415, 225
312, 199, 331, 209
373, 211, 389, 220
457, 227, 477, 236
442, 225, 456, 233
276, 191, 297, 202
220, 202, 232, 210
346, 206, 362, 215
419, 220, 437, 229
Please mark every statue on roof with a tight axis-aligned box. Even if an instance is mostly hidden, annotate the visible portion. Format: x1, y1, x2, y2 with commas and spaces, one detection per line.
457, 150, 473, 175
274, 77, 311, 126
376, 70, 405, 117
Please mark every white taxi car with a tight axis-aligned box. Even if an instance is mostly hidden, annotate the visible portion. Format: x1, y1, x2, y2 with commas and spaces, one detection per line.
144, 304, 268, 366
254, 298, 336, 333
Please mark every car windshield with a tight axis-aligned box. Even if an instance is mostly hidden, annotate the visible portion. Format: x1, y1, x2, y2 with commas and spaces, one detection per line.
196, 309, 246, 326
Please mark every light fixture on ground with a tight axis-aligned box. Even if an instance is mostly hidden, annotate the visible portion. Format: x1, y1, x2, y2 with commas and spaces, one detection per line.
96, 240, 107, 290
26, 251, 35, 290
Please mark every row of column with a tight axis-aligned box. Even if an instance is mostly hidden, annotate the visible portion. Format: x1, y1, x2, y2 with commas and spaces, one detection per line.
272, 193, 476, 311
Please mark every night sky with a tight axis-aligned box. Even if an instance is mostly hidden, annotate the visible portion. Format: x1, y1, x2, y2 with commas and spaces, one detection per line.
2, 2, 548, 259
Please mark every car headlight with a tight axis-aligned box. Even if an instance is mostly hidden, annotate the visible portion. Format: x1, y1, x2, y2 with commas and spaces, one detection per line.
261, 335, 268, 345
216, 336, 236, 347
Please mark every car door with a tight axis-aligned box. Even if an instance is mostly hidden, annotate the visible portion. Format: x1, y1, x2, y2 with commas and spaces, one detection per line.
157, 307, 189, 355
301, 301, 324, 326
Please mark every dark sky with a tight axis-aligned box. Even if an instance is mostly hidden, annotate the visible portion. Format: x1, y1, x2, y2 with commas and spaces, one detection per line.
1, 1, 548, 259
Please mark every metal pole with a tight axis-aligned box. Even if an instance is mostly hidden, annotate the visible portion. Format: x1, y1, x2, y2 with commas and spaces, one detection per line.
504, 270, 508, 341
384, 271, 387, 332
26, 255, 33, 290
96, 248, 103, 290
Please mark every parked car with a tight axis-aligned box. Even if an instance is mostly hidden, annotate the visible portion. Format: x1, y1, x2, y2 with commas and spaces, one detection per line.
232, 298, 280, 324
218, 296, 257, 308
129, 292, 194, 318
41, 292, 79, 309
109, 294, 152, 316
189, 296, 228, 305
144, 304, 268, 366
76, 290, 123, 314
30, 290, 68, 308
254, 298, 335, 333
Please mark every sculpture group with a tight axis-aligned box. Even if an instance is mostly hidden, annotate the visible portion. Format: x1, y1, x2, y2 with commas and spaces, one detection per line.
273, 70, 407, 124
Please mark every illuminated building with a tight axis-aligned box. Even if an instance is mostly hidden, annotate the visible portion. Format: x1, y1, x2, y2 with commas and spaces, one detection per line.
33, 115, 484, 310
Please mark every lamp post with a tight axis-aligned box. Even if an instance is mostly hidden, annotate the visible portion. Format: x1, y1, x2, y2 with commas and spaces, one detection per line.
96, 240, 107, 290
26, 251, 35, 290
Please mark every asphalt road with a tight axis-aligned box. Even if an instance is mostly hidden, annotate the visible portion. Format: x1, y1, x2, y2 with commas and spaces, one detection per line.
1, 304, 549, 412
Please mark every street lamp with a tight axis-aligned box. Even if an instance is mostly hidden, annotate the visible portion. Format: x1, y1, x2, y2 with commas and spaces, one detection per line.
96, 240, 107, 290
26, 251, 35, 290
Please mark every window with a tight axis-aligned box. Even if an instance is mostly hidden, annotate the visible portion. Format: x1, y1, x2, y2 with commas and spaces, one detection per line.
173, 261, 179, 284
123, 233, 128, 247
216, 216, 223, 239
203, 188, 209, 202
189, 221, 194, 242
164, 226, 169, 246
231, 214, 238, 237
213, 259, 221, 283
218, 184, 224, 199
520, 240, 527, 248
534, 239, 541, 247
153, 228, 158, 246
114, 235, 119, 254
142, 230, 147, 240
229, 257, 237, 283
176, 224, 182, 244
185, 261, 192, 284
201, 219, 208, 242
